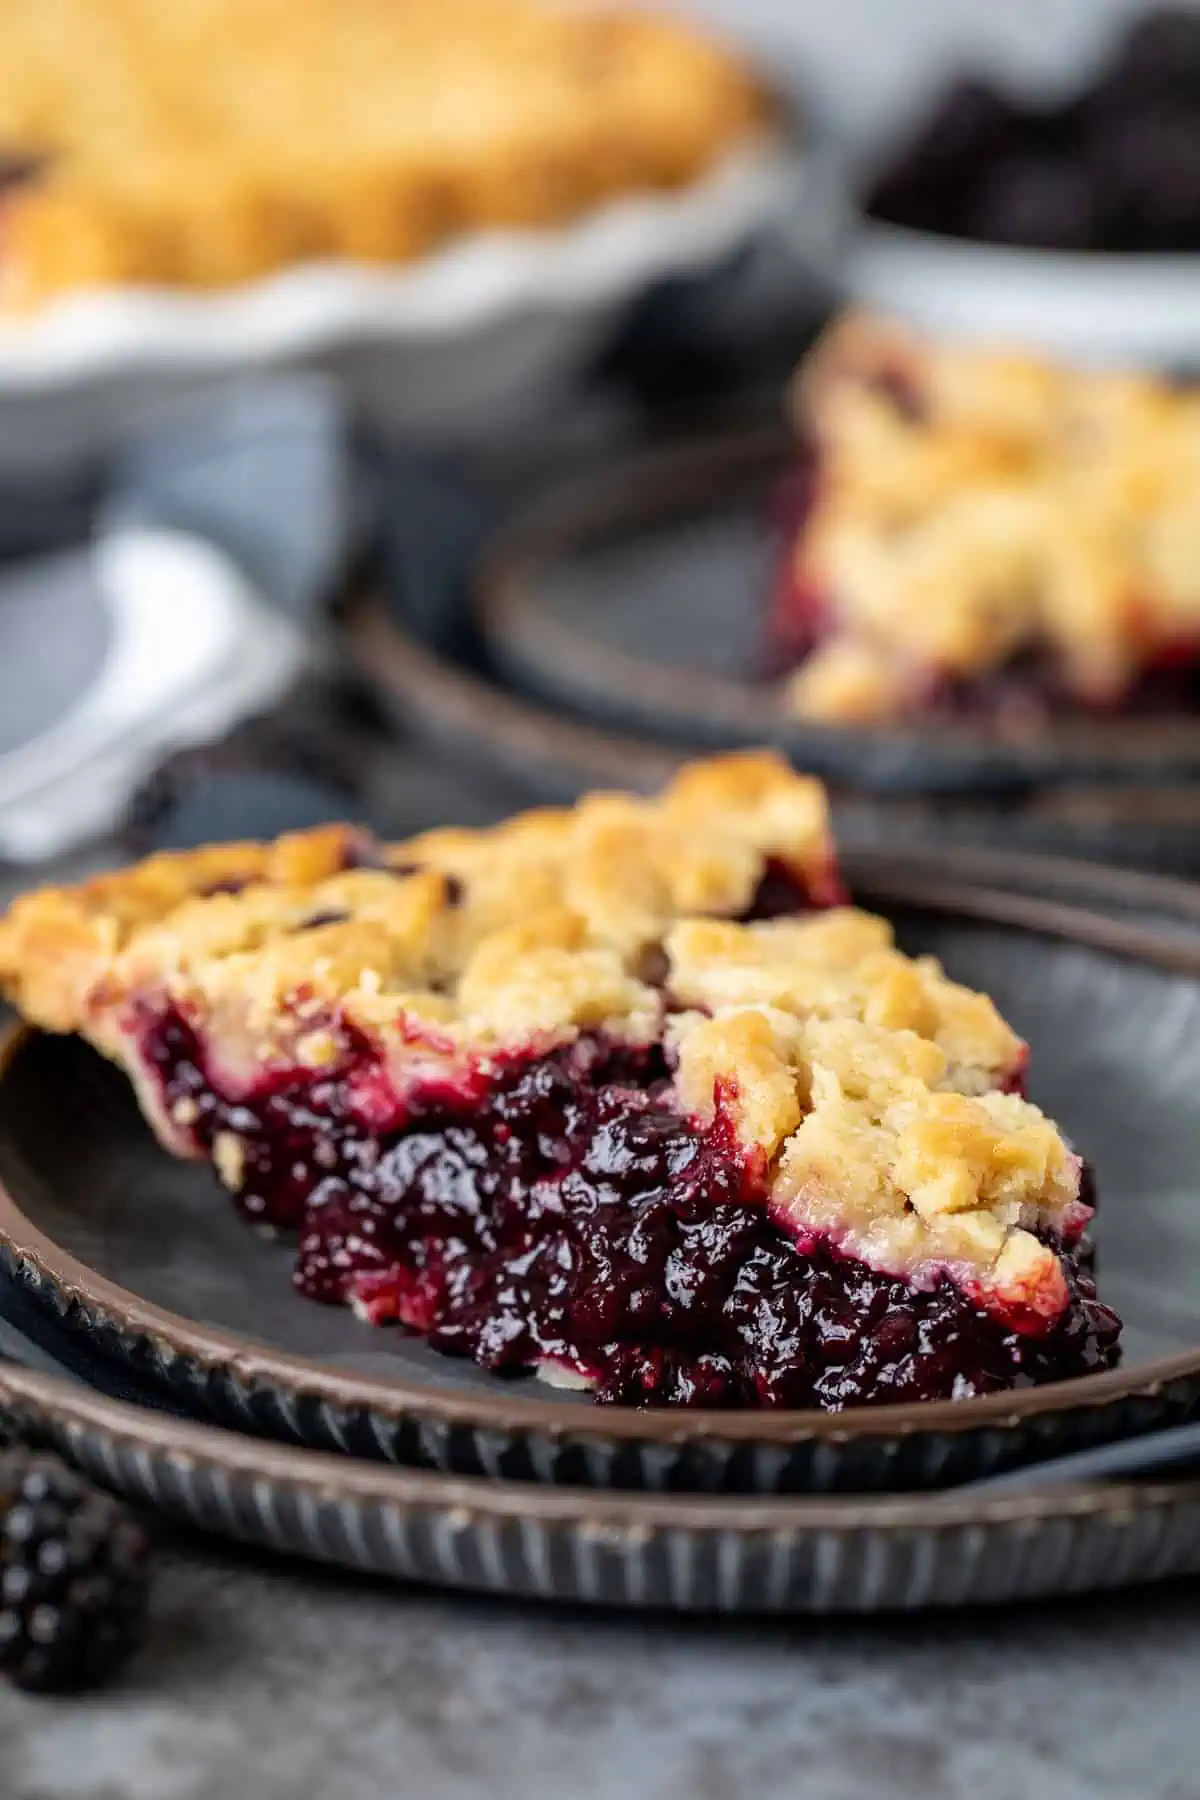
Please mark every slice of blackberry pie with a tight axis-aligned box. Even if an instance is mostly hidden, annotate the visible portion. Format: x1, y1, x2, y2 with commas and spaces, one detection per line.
0, 754, 1120, 1409
773, 312, 1200, 725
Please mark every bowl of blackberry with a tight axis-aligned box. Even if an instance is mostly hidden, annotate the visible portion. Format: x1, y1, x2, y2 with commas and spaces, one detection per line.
845, 8, 1200, 367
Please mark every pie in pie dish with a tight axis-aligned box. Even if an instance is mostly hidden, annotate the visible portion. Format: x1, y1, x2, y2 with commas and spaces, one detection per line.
0, 754, 1121, 1409
0, 0, 767, 309
774, 313, 1200, 725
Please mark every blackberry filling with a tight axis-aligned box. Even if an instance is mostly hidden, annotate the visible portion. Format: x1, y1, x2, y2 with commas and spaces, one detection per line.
139, 1007, 1120, 1410
766, 451, 827, 676
0, 151, 49, 199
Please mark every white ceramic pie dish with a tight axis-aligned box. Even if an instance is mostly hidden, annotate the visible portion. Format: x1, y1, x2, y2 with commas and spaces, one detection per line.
843, 217, 1200, 371
0, 140, 798, 476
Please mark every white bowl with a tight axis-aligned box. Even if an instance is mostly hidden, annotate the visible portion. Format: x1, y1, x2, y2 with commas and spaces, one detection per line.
844, 217, 1200, 370
0, 141, 798, 475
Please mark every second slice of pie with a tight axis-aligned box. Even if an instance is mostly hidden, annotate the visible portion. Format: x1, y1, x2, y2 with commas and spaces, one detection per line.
0, 754, 1121, 1408
774, 313, 1200, 726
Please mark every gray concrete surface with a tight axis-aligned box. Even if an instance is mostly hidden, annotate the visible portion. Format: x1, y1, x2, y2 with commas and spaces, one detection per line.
2, 1533, 1198, 1800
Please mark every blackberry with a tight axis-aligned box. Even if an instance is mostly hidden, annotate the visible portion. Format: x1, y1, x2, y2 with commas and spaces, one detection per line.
0, 1452, 151, 1693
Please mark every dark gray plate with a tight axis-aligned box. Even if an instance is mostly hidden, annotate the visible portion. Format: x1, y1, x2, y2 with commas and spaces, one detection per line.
3, 852, 1200, 1493
9, 1356, 1200, 1613
473, 431, 1200, 796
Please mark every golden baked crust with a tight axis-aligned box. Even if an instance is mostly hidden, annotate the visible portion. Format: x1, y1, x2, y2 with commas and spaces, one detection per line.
782, 311, 1200, 722
0, 0, 768, 307
0, 752, 834, 1041
0, 752, 1080, 1305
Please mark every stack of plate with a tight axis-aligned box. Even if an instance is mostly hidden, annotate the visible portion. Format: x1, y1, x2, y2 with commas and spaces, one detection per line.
4, 850, 1200, 1612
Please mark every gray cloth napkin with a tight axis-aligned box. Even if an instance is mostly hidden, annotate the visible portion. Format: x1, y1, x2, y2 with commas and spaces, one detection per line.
102, 375, 355, 620
0, 378, 355, 859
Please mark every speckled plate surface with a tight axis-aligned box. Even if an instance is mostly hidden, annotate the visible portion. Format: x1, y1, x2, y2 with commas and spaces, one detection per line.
3, 855, 1200, 1494
5, 1356, 1200, 1612
472, 431, 1200, 796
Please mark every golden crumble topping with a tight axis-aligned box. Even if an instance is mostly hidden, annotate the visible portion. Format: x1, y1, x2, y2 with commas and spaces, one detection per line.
0, 752, 1081, 1305
669, 994, 1068, 1308
783, 311, 1200, 721
0, 753, 833, 1043
772, 1031, 1077, 1313
665, 910, 1021, 1091
0, 0, 767, 308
